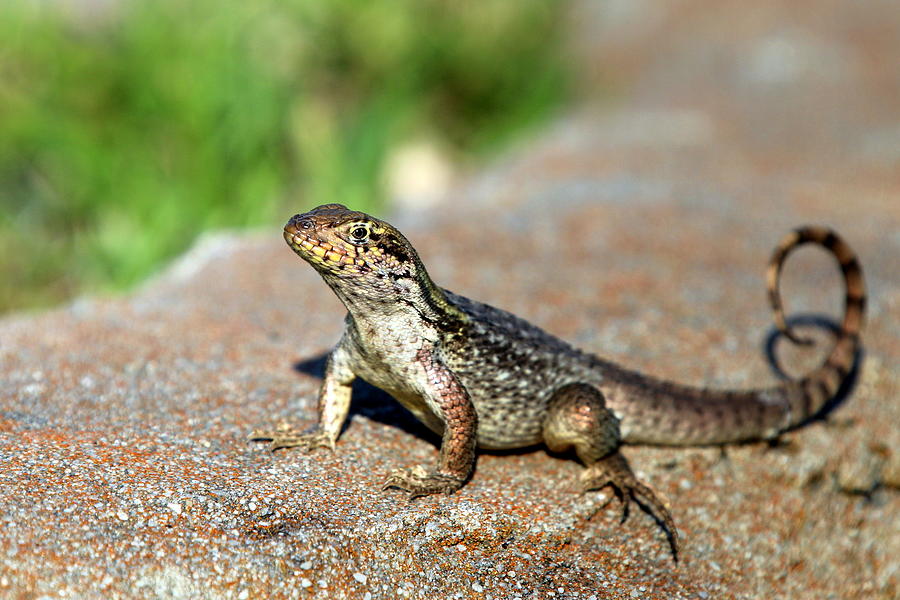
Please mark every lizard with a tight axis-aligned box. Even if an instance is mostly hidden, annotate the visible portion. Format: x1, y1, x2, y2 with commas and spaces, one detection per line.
251, 203, 866, 559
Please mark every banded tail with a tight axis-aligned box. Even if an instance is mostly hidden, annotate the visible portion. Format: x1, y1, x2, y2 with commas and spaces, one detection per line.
618, 226, 866, 445
763, 226, 866, 431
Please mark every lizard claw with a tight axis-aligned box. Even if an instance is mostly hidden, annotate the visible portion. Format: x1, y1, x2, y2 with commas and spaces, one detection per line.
382, 465, 465, 499
248, 426, 335, 452
582, 452, 680, 562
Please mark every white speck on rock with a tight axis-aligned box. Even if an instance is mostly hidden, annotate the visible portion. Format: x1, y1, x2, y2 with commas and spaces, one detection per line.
22, 383, 44, 396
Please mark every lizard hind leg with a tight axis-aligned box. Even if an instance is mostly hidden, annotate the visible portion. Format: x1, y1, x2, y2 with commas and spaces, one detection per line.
542, 383, 680, 561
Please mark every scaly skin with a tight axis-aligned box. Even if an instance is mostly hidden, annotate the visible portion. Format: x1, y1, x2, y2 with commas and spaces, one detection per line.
251, 204, 866, 560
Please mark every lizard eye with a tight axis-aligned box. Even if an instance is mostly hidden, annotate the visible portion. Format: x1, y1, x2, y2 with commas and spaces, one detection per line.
349, 225, 370, 243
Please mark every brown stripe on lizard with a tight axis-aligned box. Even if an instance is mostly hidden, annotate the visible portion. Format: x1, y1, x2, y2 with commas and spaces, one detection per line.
252, 206, 866, 562
766, 227, 866, 429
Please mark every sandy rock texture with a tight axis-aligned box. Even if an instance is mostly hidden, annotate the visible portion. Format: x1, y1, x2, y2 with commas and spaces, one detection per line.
2, 0, 898, 598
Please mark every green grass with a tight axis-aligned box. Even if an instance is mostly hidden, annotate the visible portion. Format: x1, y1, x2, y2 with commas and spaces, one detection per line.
0, 0, 569, 314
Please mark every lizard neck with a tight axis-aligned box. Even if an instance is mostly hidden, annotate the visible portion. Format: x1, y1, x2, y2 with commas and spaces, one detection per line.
322, 255, 470, 335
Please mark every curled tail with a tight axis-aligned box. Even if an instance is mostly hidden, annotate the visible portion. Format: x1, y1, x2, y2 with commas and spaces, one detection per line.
764, 226, 866, 430
617, 227, 866, 446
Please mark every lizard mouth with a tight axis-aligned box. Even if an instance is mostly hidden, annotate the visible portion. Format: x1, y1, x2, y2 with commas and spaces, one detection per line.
283, 226, 364, 268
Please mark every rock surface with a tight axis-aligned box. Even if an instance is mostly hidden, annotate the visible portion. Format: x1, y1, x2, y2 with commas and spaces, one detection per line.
2, 1, 899, 598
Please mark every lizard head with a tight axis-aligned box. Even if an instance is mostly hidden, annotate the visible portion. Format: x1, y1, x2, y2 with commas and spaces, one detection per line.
284, 203, 468, 326
283, 204, 419, 283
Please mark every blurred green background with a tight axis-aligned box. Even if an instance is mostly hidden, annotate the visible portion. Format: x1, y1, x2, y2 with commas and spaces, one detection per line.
0, 0, 570, 314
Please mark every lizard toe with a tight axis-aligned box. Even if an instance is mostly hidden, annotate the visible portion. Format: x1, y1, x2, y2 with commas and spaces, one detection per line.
382, 466, 464, 499
248, 428, 335, 452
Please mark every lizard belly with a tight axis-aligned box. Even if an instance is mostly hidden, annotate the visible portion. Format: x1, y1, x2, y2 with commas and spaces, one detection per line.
347, 337, 448, 436
382, 385, 447, 436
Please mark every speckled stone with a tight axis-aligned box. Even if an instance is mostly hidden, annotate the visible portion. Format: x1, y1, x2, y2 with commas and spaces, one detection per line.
2, 1, 899, 598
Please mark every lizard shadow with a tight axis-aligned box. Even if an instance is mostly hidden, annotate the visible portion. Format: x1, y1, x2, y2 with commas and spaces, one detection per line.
761, 313, 864, 429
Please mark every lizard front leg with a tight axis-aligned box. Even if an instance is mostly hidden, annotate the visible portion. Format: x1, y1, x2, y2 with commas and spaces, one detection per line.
250, 341, 355, 451
543, 383, 679, 560
383, 346, 477, 499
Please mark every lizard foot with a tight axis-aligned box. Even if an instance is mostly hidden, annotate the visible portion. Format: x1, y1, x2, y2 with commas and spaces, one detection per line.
382, 465, 465, 499
582, 452, 680, 561
248, 426, 335, 452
